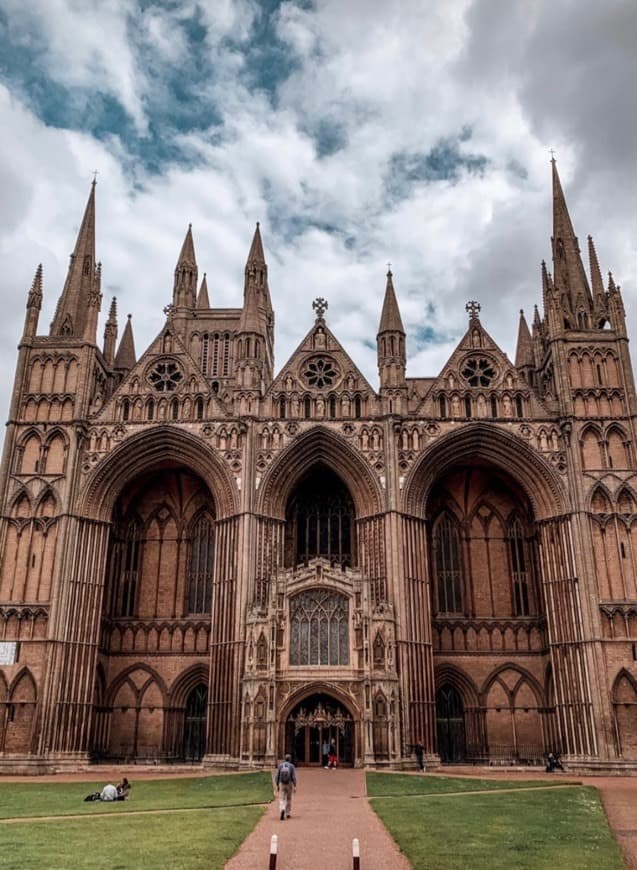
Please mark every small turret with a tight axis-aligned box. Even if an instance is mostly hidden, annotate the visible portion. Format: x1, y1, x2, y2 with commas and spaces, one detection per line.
235, 224, 274, 391
23, 264, 43, 339
103, 297, 118, 366
377, 268, 406, 405
197, 273, 210, 309
515, 309, 534, 385
172, 224, 198, 310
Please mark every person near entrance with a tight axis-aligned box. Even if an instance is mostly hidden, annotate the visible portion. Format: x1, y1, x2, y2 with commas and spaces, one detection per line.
413, 739, 425, 772
322, 737, 330, 768
327, 738, 338, 769
275, 754, 297, 820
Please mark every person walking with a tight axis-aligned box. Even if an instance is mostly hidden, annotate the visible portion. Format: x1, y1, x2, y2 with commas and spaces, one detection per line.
327, 738, 338, 769
275, 753, 297, 820
322, 737, 330, 768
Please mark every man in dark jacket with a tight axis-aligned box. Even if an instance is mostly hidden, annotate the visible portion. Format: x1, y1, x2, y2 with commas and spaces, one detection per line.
275, 754, 297, 820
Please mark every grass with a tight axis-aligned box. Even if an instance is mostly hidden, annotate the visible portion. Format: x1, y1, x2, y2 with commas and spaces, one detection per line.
368, 773, 624, 869
0, 773, 274, 870
0, 771, 273, 819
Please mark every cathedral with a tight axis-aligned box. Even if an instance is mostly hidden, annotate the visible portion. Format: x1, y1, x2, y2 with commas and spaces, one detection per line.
0, 160, 636, 773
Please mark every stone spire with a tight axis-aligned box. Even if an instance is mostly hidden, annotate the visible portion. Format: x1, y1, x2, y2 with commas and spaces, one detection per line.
551, 158, 592, 317
197, 273, 210, 309
378, 268, 405, 335
588, 235, 606, 309
377, 268, 406, 396
235, 223, 274, 391
173, 224, 198, 309
23, 264, 43, 339
50, 179, 101, 340
103, 297, 118, 366
114, 314, 136, 372
245, 222, 273, 314
515, 309, 534, 369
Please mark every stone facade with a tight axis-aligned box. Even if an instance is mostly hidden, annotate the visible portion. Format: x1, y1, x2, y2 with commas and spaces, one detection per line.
0, 162, 636, 772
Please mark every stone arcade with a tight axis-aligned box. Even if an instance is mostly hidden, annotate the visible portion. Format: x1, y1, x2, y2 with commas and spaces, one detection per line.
0, 161, 636, 772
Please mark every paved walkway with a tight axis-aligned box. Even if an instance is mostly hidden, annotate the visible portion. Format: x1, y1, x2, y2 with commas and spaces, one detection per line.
225, 767, 410, 870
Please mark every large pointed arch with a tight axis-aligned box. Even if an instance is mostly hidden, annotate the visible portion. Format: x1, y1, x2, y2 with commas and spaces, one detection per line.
402, 423, 565, 520
256, 425, 383, 519
81, 426, 239, 520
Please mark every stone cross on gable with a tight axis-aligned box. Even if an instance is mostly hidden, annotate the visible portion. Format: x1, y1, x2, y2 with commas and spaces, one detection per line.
466, 300, 481, 319
313, 297, 328, 320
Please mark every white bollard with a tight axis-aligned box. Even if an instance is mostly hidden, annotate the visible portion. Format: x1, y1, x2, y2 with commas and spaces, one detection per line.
352, 837, 360, 870
269, 833, 278, 870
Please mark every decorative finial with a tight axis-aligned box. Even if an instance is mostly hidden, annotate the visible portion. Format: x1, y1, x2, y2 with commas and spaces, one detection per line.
549, 148, 556, 162
387, 261, 392, 275
163, 302, 175, 316
92, 170, 99, 185
466, 300, 481, 319
312, 297, 328, 320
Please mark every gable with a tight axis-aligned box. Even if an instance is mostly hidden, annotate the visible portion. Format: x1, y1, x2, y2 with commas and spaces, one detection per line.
92, 323, 227, 423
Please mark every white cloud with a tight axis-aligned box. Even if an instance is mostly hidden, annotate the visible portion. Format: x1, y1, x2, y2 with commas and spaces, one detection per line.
0, 0, 636, 447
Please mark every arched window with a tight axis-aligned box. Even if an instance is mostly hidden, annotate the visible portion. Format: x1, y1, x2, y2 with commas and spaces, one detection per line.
439, 395, 447, 418
187, 513, 214, 613
464, 396, 472, 418
289, 589, 349, 665
147, 399, 155, 421
508, 518, 530, 616
354, 395, 362, 419
329, 395, 337, 419
304, 396, 312, 419
171, 398, 179, 420
108, 515, 142, 617
515, 395, 524, 418
490, 395, 498, 417
286, 467, 354, 568
433, 514, 463, 614
195, 397, 204, 420
122, 398, 130, 422
279, 396, 286, 420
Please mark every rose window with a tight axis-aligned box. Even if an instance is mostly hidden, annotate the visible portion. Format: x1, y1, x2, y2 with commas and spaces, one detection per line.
303, 356, 338, 389
462, 357, 496, 387
148, 360, 183, 392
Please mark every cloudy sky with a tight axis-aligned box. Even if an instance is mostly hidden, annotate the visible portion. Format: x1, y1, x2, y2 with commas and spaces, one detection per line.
0, 0, 636, 430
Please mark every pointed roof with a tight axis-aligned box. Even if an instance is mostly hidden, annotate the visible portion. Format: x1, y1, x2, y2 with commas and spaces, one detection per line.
106, 296, 117, 327
515, 309, 533, 368
377, 270, 405, 335
588, 235, 605, 302
197, 273, 210, 309
50, 179, 97, 336
238, 281, 263, 334
247, 222, 266, 265
114, 314, 136, 371
176, 223, 196, 268
27, 263, 43, 310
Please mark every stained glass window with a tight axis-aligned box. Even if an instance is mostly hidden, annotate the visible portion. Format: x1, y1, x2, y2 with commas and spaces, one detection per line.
508, 517, 530, 616
286, 467, 354, 568
289, 589, 349, 666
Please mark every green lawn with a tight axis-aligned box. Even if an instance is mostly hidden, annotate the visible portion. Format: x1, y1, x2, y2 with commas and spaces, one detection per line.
368, 774, 624, 869
0, 773, 274, 870
0, 771, 273, 819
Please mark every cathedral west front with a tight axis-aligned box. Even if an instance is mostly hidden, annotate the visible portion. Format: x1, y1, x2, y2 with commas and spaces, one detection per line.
0, 160, 636, 772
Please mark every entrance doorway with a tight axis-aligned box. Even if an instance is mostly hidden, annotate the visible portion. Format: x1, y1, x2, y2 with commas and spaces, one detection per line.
183, 684, 207, 761
285, 693, 354, 766
436, 684, 466, 762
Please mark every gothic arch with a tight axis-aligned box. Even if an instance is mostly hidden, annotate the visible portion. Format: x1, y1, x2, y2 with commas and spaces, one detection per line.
81, 426, 239, 521
169, 664, 210, 708
279, 681, 360, 725
480, 663, 544, 706
589, 482, 613, 514
256, 426, 383, 519
434, 664, 480, 707
106, 664, 168, 707
403, 423, 565, 521
612, 669, 637, 758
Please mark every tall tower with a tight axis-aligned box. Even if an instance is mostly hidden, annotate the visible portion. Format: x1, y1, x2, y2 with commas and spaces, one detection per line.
234, 224, 274, 397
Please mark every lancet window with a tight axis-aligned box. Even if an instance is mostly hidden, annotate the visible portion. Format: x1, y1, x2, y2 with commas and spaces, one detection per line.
508, 517, 530, 616
289, 588, 349, 666
285, 468, 355, 568
108, 515, 142, 617
187, 512, 214, 614
433, 514, 463, 615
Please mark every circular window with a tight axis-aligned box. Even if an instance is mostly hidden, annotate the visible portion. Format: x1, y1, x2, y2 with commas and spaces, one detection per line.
148, 360, 183, 392
303, 356, 338, 389
462, 357, 496, 387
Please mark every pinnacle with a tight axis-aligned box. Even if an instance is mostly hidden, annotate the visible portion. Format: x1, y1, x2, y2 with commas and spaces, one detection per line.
247, 222, 265, 265
176, 224, 197, 267
378, 268, 405, 335
515, 309, 533, 368
114, 313, 136, 371
588, 234, 605, 300
197, 273, 210, 309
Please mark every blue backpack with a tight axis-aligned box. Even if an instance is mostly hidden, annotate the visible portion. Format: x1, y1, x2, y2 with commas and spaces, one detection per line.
279, 762, 291, 784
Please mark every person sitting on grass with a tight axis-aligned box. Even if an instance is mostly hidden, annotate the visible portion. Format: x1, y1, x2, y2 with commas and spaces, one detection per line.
116, 777, 131, 800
